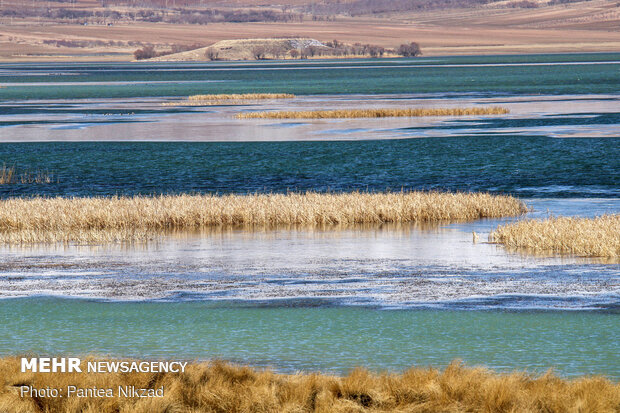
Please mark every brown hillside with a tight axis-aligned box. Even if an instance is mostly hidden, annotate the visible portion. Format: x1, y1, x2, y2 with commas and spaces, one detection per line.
0, 0, 618, 61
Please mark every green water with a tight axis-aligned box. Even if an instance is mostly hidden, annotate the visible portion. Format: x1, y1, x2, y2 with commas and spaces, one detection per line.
1, 53, 619, 99
0, 54, 618, 378
0, 298, 617, 378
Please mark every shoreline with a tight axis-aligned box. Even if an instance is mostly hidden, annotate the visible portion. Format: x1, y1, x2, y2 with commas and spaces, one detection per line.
3, 49, 620, 63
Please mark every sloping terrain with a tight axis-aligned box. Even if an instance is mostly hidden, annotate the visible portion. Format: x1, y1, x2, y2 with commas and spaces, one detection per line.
148, 38, 325, 61
0, 0, 618, 61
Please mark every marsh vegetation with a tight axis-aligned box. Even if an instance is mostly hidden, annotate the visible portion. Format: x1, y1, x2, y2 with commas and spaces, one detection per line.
0, 191, 526, 244
0, 165, 55, 185
2, 358, 618, 413
236, 107, 510, 119
490, 215, 620, 257
163, 93, 295, 106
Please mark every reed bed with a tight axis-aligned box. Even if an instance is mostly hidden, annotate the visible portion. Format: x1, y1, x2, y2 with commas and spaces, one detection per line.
236, 106, 509, 119
0, 165, 55, 185
1, 358, 618, 413
490, 215, 620, 257
163, 99, 266, 106
0, 192, 526, 244
188, 93, 295, 101
163, 93, 295, 106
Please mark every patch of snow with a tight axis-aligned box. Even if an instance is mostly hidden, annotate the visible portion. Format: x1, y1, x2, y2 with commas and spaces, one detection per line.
288, 39, 326, 49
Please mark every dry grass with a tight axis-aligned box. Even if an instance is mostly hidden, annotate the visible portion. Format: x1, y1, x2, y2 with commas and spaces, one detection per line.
490, 215, 620, 257
188, 93, 295, 100
1, 358, 618, 413
236, 107, 509, 119
0, 165, 55, 185
0, 164, 15, 184
163, 93, 295, 106
162, 100, 236, 106
0, 191, 526, 244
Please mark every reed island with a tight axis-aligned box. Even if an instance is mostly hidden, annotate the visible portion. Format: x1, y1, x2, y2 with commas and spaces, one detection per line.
0, 191, 526, 244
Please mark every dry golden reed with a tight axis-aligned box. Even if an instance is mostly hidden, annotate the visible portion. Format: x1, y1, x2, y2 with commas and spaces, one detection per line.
163, 93, 295, 106
236, 106, 509, 119
1, 358, 618, 413
490, 214, 620, 257
0, 164, 54, 185
0, 164, 14, 184
0, 192, 526, 244
188, 93, 295, 100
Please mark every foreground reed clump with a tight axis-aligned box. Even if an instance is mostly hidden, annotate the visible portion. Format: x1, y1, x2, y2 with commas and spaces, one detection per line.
1, 358, 618, 413
0, 192, 526, 244
490, 215, 620, 257
164, 93, 295, 106
236, 106, 509, 119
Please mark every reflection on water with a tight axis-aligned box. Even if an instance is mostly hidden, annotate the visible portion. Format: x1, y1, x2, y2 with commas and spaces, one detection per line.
1, 94, 619, 141
1, 199, 618, 309
1, 56, 618, 378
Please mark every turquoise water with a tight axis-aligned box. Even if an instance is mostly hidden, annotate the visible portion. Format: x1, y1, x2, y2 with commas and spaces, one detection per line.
0, 54, 618, 377
0, 298, 617, 378
1, 53, 619, 99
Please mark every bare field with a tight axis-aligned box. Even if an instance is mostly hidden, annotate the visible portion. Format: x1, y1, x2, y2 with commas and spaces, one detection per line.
1, 358, 619, 413
0, 0, 618, 61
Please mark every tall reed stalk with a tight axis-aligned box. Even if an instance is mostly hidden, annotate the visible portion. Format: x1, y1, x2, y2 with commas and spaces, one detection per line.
0, 164, 54, 185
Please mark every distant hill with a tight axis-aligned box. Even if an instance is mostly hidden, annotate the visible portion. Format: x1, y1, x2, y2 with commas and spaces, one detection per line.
1, 0, 618, 61
144, 38, 407, 61
147, 38, 327, 61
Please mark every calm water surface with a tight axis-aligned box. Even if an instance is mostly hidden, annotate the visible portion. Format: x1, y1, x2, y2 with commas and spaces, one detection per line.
0, 138, 618, 198
0, 54, 618, 377
1, 199, 618, 309
1, 53, 619, 98
0, 298, 618, 378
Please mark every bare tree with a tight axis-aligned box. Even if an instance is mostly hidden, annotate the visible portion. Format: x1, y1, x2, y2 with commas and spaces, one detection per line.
368, 46, 384, 58
268, 44, 285, 59
397, 42, 422, 57
133, 45, 157, 60
307, 46, 319, 57
205, 47, 218, 60
251, 46, 266, 60
289, 49, 299, 59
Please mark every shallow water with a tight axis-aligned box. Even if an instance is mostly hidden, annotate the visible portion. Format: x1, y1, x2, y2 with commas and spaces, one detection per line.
0, 55, 618, 377
1, 93, 619, 142
1, 53, 619, 99
0, 298, 618, 378
1, 199, 617, 309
